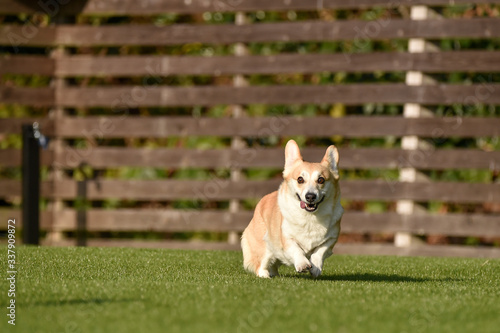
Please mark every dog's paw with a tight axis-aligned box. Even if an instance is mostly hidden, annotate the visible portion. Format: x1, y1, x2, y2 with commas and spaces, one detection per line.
295, 259, 312, 273
309, 265, 322, 278
257, 268, 272, 278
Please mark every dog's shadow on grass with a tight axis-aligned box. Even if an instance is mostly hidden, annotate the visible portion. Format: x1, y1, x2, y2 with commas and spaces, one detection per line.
33, 298, 138, 307
283, 272, 461, 283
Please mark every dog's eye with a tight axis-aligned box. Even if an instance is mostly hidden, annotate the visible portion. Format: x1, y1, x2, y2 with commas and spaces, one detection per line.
317, 177, 325, 184
297, 177, 304, 184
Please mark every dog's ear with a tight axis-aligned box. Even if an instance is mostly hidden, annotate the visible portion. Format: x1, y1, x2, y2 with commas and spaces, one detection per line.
284, 140, 303, 173
321, 145, 340, 180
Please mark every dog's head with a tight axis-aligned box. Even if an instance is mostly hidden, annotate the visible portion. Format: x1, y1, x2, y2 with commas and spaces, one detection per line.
282, 140, 340, 213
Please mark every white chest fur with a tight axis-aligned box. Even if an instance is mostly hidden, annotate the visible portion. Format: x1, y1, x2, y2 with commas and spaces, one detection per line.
279, 193, 342, 255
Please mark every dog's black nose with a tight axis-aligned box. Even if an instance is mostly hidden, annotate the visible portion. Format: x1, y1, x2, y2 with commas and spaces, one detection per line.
305, 192, 316, 203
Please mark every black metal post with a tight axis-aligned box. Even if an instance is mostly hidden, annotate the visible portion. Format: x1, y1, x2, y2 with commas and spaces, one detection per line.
22, 124, 40, 245
76, 179, 87, 246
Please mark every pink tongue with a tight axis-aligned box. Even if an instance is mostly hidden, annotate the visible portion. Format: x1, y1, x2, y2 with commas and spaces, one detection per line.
300, 201, 306, 209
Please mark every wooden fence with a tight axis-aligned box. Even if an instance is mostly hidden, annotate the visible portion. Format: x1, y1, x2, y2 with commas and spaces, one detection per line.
1, 0, 500, 257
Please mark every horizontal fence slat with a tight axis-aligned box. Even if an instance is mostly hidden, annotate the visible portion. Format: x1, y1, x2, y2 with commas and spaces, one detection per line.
50, 210, 500, 237
1, 18, 499, 46
341, 212, 500, 237
4, 116, 500, 138
2, 147, 499, 170
0, 87, 54, 107
0, 210, 53, 229
3, 51, 500, 76
0, 25, 56, 46
54, 209, 251, 232
54, 116, 500, 138
46, 147, 500, 171
0, 118, 53, 135
1, 0, 498, 15
48, 51, 500, 76
56, 84, 500, 107
2, 209, 498, 237
1, 179, 498, 203
0, 56, 54, 75
3, 84, 500, 107
0, 149, 53, 167
342, 180, 499, 203
47, 179, 280, 201
3, 116, 500, 138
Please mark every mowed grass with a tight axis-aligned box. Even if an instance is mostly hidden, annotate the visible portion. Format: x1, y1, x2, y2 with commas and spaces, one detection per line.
1, 246, 499, 333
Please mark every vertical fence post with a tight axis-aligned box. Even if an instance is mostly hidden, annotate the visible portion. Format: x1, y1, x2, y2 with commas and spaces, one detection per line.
46, 14, 74, 245
395, 6, 440, 247
22, 124, 40, 245
228, 11, 249, 246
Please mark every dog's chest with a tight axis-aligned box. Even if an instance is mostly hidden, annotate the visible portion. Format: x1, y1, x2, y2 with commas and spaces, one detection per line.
285, 216, 333, 253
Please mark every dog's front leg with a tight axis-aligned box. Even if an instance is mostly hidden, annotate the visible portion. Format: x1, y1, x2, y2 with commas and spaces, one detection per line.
309, 238, 337, 278
286, 241, 311, 273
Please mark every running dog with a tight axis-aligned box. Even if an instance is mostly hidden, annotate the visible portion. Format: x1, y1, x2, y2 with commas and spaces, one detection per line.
241, 140, 343, 278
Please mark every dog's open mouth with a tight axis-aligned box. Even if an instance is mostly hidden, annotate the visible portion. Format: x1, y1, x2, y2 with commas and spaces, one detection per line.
296, 194, 324, 212
300, 201, 318, 212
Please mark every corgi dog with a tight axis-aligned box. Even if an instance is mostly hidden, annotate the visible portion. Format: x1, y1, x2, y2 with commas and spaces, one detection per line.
241, 140, 343, 278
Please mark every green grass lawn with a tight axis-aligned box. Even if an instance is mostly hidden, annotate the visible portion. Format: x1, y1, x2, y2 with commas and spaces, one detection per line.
1, 246, 499, 333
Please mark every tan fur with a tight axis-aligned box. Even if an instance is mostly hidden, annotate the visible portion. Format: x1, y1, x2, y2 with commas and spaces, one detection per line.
241, 191, 284, 273
241, 140, 343, 278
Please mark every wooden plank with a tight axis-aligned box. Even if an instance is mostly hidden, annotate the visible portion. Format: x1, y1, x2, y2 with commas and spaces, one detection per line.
0, 56, 54, 75
0, 25, 56, 47
0, 210, 19, 227
0, 149, 53, 167
49, 147, 500, 171
4, 116, 500, 139
55, 84, 500, 107
55, 116, 500, 138
52, 179, 500, 203
0, 180, 22, 197
0, 180, 54, 199
47, 179, 280, 201
1, 18, 499, 46
53, 51, 500, 76
335, 243, 500, 258
0, 118, 54, 134
2, 0, 497, 15
3, 146, 498, 170
342, 180, 500, 203
51, 209, 251, 232
47, 18, 500, 45
0, 87, 54, 107
5, 84, 500, 107
0, 210, 53, 228
342, 212, 500, 237
4, 208, 497, 237
53, 210, 500, 237
407, 51, 500, 73
2, 50, 495, 78
1, 179, 498, 203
